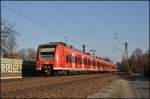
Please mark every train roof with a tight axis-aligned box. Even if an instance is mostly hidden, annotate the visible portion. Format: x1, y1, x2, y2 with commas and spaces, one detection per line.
39, 42, 116, 65
39, 42, 66, 47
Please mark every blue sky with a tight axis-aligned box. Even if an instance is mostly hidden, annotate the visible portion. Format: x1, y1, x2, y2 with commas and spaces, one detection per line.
1, 1, 149, 63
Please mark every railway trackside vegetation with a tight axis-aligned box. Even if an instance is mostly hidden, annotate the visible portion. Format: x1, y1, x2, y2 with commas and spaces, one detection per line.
1, 19, 19, 58
117, 48, 149, 77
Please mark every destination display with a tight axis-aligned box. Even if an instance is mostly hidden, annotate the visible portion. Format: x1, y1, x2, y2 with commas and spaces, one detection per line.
40, 48, 55, 52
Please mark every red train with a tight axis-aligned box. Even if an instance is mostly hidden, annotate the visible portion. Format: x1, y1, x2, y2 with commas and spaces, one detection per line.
36, 42, 117, 76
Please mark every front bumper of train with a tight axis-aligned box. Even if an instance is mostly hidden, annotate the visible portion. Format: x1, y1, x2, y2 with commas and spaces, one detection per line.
36, 60, 54, 70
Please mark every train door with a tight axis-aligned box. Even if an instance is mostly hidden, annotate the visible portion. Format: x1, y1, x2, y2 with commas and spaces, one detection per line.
82, 56, 84, 70
72, 53, 75, 68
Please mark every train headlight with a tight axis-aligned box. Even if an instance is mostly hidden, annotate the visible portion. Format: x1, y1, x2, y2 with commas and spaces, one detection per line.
36, 61, 39, 64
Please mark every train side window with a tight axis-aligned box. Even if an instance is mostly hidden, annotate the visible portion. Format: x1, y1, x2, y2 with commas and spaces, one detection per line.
75, 56, 78, 64
62, 48, 64, 57
89, 60, 91, 65
88, 60, 90, 65
71, 56, 75, 63
78, 57, 80, 64
95, 61, 97, 66
78, 57, 81, 64
66, 55, 72, 63
81, 58, 84, 64
79, 57, 82, 64
94, 61, 96, 66
86, 59, 88, 65
102, 63, 104, 67
84, 58, 87, 65
92, 60, 96, 66
66, 55, 69, 62
97, 62, 99, 66
69, 55, 72, 62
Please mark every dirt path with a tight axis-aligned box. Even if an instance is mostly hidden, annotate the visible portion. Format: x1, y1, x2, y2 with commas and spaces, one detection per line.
87, 79, 137, 98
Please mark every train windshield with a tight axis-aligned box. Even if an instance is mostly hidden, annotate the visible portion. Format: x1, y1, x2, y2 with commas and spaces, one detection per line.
40, 47, 56, 60
40, 52, 54, 60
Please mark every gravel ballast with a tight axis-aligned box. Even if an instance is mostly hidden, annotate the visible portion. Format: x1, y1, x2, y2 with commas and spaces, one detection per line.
1, 74, 120, 98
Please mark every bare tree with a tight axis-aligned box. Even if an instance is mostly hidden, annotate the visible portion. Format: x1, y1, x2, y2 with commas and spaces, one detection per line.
17, 48, 27, 59
1, 19, 19, 58
16, 48, 36, 60
26, 48, 36, 60
128, 48, 149, 75
132, 48, 143, 60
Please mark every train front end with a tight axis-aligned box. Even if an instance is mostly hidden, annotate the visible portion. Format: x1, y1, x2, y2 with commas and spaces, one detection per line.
36, 43, 57, 76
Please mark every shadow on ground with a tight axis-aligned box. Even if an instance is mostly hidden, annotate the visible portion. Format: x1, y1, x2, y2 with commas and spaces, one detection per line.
126, 74, 149, 81
118, 72, 149, 81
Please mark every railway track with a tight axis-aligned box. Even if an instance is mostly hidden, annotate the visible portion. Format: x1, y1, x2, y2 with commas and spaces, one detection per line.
1, 74, 120, 98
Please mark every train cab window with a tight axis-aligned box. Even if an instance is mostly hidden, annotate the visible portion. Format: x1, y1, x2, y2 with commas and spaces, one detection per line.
40, 52, 54, 60
40, 47, 56, 60
100, 63, 102, 66
77, 57, 79, 64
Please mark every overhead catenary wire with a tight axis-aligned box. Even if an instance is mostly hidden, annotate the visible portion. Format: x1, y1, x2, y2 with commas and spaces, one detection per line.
52, 2, 125, 63
2, 5, 81, 47
53, 2, 89, 33
52, 2, 124, 55
3, 4, 122, 62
